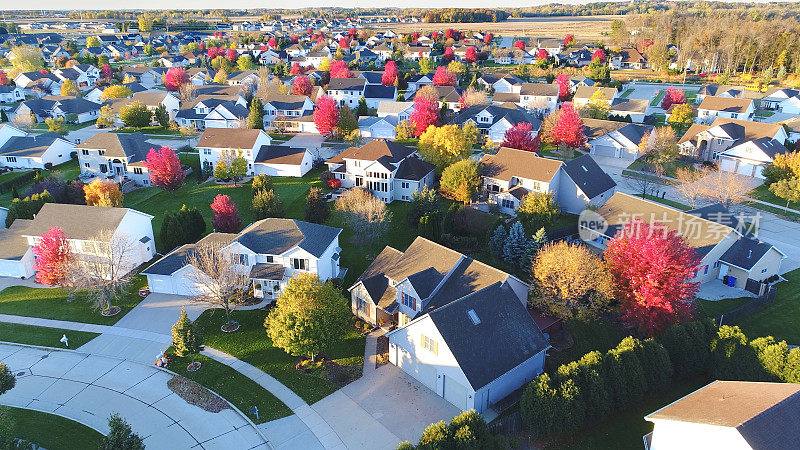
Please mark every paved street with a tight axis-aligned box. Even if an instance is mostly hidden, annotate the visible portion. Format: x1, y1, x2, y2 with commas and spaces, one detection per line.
0, 343, 269, 450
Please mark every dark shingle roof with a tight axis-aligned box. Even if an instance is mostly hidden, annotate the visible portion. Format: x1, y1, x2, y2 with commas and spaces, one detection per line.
428, 282, 549, 390
394, 155, 434, 181
562, 154, 616, 199
235, 218, 341, 258
254, 145, 306, 165
327, 139, 414, 166
250, 263, 289, 280
328, 77, 365, 91
0, 133, 67, 158
142, 233, 237, 275
719, 238, 776, 271
76, 132, 152, 163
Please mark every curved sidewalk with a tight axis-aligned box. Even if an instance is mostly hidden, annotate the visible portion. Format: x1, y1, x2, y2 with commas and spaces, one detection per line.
0, 342, 269, 450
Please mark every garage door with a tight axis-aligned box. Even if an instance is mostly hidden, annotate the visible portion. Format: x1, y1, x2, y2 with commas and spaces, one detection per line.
414, 362, 438, 392
146, 274, 176, 294
443, 375, 468, 410
592, 144, 617, 158
372, 125, 395, 139
719, 158, 737, 174
737, 162, 756, 177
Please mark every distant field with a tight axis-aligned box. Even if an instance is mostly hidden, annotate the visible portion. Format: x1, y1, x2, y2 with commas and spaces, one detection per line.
370, 16, 622, 40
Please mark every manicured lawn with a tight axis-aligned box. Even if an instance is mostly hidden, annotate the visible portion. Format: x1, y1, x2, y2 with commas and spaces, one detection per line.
0, 158, 81, 208
746, 200, 800, 221
115, 125, 187, 136
695, 297, 751, 319
546, 377, 710, 450
167, 351, 292, 423
737, 268, 800, 343
5, 406, 105, 450
619, 88, 634, 98
0, 323, 99, 348
546, 318, 628, 371
32, 120, 96, 131
643, 194, 690, 210
750, 183, 800, 212
626, 157, 694, 178
650, 89, 667, 107
0, 275, 147, 325
194, 308, 365, 405
123, 167, 325, 251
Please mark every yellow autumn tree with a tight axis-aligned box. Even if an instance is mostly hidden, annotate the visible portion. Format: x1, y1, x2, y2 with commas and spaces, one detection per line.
581, 90, 609, 119
84, 179, 123, 207
213, 69, 228, 84
101, 84, 133, 100
417, 124, 473, 171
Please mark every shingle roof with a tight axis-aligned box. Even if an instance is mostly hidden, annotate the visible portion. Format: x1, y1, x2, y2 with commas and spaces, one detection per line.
326, 139, 414, 165
574, 86, 617, 100
197, 128, 266, 149
328, 77, 365, 90
76, 132, 152, 163
519, 83, 559, 96
562, 154, 616, 199
0, 132, 67, 158
254, 145, 307, 165
719, 238, 776, 271
264, 93, 310, 110
394, 155, 435, 181
142, 233, 237, 275
250, 263, 289, 280
582, 118, 627, 140
698, 96, 753, 113
0, 219, 34, 260
428, 282, 549, 390
20, 204, 143, 240
481, 147, 563, 183
235, 218, 341, 258
645, 380, 800, 450
363, 84, 395, 100
610, 97, 648, 113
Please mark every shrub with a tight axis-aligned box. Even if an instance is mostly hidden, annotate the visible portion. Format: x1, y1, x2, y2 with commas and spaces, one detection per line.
253, 189, 285, 219
251, 174, 273, 195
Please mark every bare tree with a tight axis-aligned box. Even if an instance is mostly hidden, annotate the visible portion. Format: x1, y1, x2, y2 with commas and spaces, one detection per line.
627, 162, 661, 199
701, 170, 751, 208
179, 83, 197, 104
674, 167, 706, 208
77, 230, 137, 315
185, 240, 250, 331
334, 188, 390, 245
526, 97, 552, 120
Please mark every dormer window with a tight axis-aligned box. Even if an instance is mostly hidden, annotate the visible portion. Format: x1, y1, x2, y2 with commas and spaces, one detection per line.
401, 292, 417, 310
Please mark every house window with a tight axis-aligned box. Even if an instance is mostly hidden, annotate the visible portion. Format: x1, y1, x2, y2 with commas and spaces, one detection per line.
99, 164, 107, 173
713, 261, 720, 268
233, 254, 249, 265
6, 157, 16, 163
762, 268, 768, 273
133, 167, 143, 175
292, 258, 309, 270
501, 199, 515, 209
401, 292, 416, 310
99, 150, 105, 156
532, 181, 541, 191
84, 163, 90, 168
81, 149, 89, 155
266, 255, 274, 263
357, 297, 370, 314
421, 334, 438, 355
401, 182, 409, 189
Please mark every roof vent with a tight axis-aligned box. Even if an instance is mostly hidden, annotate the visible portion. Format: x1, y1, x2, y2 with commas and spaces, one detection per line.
748, 250, 752, 259
467, 309, 480, 325
581, 165, 588, 172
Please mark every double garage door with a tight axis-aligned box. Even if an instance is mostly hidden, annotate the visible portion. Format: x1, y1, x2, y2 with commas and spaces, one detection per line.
394, 346, 470, 411
146, 273, 200, 296
719, 158, 763, 179
592, 144, 618, 158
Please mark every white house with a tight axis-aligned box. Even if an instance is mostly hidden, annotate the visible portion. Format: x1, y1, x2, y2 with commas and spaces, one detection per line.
481, 148, 617, 215
697, 96, 754, 123
263, 94, 315, 126
718, 137, 788, 179
175, 97, 250, 130
363, 85, 397, 109
253, 145, 314, 177
759, 88, 800, 115
572, 86, 618, 109
588, 122, 653, 160
358, 116, 398, 139
350, 237, 550, 413
0, 204, 156, 279
518, 83, 559, 115
0, 132, 74, 169
0, 124, 27, 148
196, 128, 273, 176
53, 64, 101, 90
325, 139, 435, 203
478, 73, 524, 94
75, 132, 155, 185
327, 77, 366, 108
143, 218, 343, 300
678, 118, 787, 162
609, 98, 649, 123
451, 103, 542, 143
376, 101, 414, 122
644, 381, 800, 450
16, 96, 101, 124
0, 86, 25, 104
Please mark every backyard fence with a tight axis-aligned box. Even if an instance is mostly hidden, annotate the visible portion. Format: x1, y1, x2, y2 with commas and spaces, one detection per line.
488, 410, 522, 436
718, 285, 777, 326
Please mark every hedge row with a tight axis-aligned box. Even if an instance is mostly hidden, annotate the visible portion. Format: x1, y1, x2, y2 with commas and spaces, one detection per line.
0, 170, 38, 195
5, 190, 53, 228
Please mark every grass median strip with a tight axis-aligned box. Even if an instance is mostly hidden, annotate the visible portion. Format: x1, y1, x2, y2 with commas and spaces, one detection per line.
5, 406, 105, 450
0, 322, 99, 348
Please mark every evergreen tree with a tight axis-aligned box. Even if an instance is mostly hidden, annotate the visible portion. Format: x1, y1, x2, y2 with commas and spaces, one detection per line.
100, 414, 145, 450
247, 97, 265, 129
153, 104, 169, 127
419, 211, 441, 241
488, 225, 507, 257
0, 109, 7, 123
305, 187, 329, 224
356, 96, 368, 116
502, 222, 529, 266
253, 189, 285, 219
171, 308, 204, 370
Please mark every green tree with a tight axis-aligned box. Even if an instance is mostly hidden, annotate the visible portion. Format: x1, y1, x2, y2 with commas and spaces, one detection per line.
153, 104, 169, 127
253, 189, 285, 219
10, 45, 44, 72
407, 186, 439, 227
119, 101, 152, 128
264, 274, 351, 361
356, 96, 368, 116
86, 36, 101, 48
517, 191, 559, 231
502, 222, 529, 266
337, 105, 358, 135
439, 159, 480, 203
97, 104, 116, 128
45, 117, 68, 135
251, 174, 273, 194
419, 57, 435, 74
769, 177, 800, 214
305, 187, 329, 224
214, 151, 248, 185
246, 97, 265, 129
0, 361, 14, 395
418, 211, 441, 241
171, 308, 203, 370
99, 414, 145, 450
711, 325, 764, 381
488, 225, 507, 257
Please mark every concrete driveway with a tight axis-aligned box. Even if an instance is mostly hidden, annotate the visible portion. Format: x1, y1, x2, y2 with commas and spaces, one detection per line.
0, 343, 268, 450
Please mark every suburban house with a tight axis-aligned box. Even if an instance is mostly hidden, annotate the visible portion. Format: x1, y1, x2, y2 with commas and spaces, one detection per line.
252, 145, 314, 177
325, 139, 435, 203
350, 236, 550, 412
480, 148, 616, 215
608, 98, 649, 123
327, 77, 366, 108
409, 85, 463, 111
143, 218, 343, 300
405, 73, 434, 94
477, 73, 524, 93
572, 86, 619, 109
358, 116, 398, 139
362, 85, 398, 109
196, 128, 309, 176
13, 71, 62, 96
0, 132, 74, 169
584, 192, 785, 292
717, 137, 788, 179
695, 84, 747, 104
0, 203, 156, 279
377, 101, 414, 123
759, 88, 800, 114
175, 96, 250, 130
75, 132, 155, 185
697, 96, 754, 123
517, 83, 560, 115
0, 85, 25, 104
53, 64, 101, 89
678, 118, 787, 163
158, 55, 189, 67
120, 67, 167, 89
226, 70, 259, 86
588, 122, 654, 160
451, 103, 542, 143
187, 68, 215, 85
0, 124, 27, 148
610, 47, 647, 69
262, 94, 315, 126
644, 381, 800, 450
15, 96, 102, 124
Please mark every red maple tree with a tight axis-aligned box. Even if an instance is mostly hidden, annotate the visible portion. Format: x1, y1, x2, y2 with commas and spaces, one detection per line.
101, 64, 113, 79
226, 48, 238, 62
483, 33, 494, 45
604, 219, 700, 336
313, 95, 339, 136
550, 103, 586, 149
164, 67, 189, 92
465, 47, 478, 64
537, 48, 549, 60
563, 34, 575, 47
0, 70, 8, 86
348, 27, 358, 38
330, 60, 352, 79
410, 94, 440, 136
660, 86, 687, 110
513, 40, 526, 50
290, 62, 304, 75
411, 31, 420, 43
443, 47, 455, 63
431, 31, 440, 41
444, 28, 458, 40
32, 227, 71, 287
501, 123, 540, 152
338, 37, 350, 50
211, 194, 241, 233
143, 146, 186, 192
267, 38, 277, 48
382, 61, 400, 86
432, 66, 457, 86
554, 73, 572, 102
591, 48, 606, 63
292, 75, 313, 96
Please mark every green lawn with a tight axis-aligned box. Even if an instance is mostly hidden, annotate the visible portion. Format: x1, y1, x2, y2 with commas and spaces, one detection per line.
0, 322, 99, 348
194, 308, 365, 405
5, 406, 105, 450
115, 125, 187, 136
0, 275, 147, 325
546, 318, 628, 371
750, 184, 800, 212
650, 90, 667, 107
643, 194, 690, 210
123, 167, 325, 251
746, 199, 800, 221
167, 351, 292, 423
695, 297, 751, 318
737, 268, 800, 343
619, 88, 634, 98
0, 158, 81, 208
32, 120, 96, 132
546, 377, 710, 450
626, 158, 694, 178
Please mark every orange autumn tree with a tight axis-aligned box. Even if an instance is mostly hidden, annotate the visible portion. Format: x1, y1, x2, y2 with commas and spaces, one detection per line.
84, 179, 123, 207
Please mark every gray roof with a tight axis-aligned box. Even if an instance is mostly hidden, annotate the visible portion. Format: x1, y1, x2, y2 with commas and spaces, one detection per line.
719, 238, 776, 271
142, 233, 236, 276
428, 282, 549, 390
745, 137, 788, 159
394, 155, 435, 181
0, 132, 67, 158
687, 203, 748, 236
235, 218, 341, 258
363, 84, 396, 100
615, 123, 654, 145
452, 103, 541, 131
250, 263, 289, 280
562, 154, 616, 199
328, 78, 365, 91
0, 219, 34, 260
76, 132, 152, 163
610, 97, 648, 113
20, 204, 144, 240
